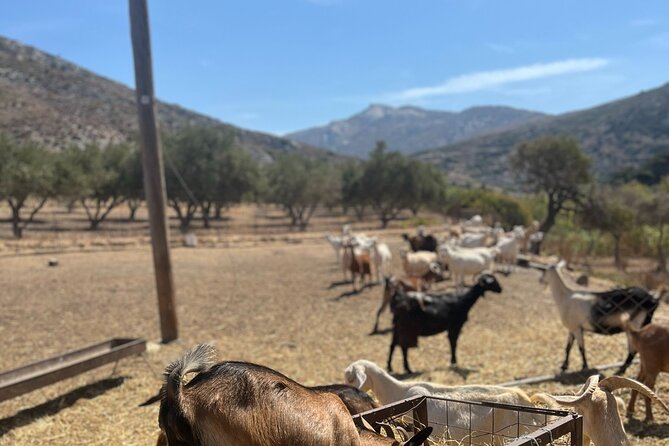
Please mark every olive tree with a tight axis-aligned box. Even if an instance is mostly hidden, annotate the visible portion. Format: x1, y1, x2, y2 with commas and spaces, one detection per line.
0, 134, 54, 238
266, 155, 338, 230
579, 186, 634, 268
360, 142, 412, 228
510, 136, 591, 252
58, 144, 133, 230
164, 127, 259, 230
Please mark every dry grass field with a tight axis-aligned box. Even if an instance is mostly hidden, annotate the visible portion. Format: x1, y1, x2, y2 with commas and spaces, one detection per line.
0, 207, 668, 445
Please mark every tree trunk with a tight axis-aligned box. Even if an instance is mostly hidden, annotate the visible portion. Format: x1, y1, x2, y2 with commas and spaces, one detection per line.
536, 196, 561, 254
127, 200, 141, 221
613, 235, 623, 269
10, 203, 22, 239
214, 203, 224, 220
353, 205, 365, 221
201, 202, 212, 229
380, 213, 390, 229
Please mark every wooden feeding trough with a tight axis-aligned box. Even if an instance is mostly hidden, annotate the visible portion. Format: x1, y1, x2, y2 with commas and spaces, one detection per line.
0, 338, 146, 403
353, 395, 583, 446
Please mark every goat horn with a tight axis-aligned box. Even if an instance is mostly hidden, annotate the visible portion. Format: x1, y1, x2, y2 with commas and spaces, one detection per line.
361, 417, 376, 432
599, 376, 669, 414
545, 375, 600, 406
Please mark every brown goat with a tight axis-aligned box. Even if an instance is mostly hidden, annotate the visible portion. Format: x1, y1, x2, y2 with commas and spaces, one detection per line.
157, 344, 429, 446
625, 319, 669, 421
345, 243, 372, 292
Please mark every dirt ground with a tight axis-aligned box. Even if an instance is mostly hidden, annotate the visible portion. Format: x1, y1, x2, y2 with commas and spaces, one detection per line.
0, 213, 668, 445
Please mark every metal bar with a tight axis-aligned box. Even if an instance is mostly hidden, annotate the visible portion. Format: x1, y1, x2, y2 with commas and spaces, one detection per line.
497, 360, 638, 387
128, 0, 178, 343
352, 396, 426, 429
504, 415, 581, 446
412, 398, 429, 446
572, 415, 583, 446
0, 338, 146, 402
425, 395, 571, 417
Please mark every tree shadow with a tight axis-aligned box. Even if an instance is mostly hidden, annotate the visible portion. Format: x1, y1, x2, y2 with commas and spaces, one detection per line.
390, 371, 422, 380
625, 417, 669, 439
138, 392, 161, 407
555, 368, 602, 385
334, 283, 376, 300
431, 365, 479, 380
334, 288, 363, 300
0, 376, 126, 437
327, 280, 353, 289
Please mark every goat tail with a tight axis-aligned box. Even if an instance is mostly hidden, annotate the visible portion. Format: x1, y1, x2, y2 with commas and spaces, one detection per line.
163, 344, 217, 406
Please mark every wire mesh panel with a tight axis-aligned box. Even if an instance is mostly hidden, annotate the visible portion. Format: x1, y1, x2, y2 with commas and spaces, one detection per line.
352, 395, 582, 446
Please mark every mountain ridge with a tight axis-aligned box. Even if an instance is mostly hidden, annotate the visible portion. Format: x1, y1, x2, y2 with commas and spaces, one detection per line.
0, 35, 335, 163
287, 103, 548, 157
414, 83, 669, 188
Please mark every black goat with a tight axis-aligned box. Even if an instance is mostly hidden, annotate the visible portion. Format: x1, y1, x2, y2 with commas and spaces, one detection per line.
401, 233, 437, 252
387, 274, 502, 373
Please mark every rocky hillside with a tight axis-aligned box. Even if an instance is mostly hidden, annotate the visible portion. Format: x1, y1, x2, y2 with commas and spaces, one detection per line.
287, 104, 547, 157
414, 83, 669, 187
0, 35, 333, 162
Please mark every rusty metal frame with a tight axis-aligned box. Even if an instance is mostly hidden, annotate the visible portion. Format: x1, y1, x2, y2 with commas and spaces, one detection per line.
0, 338, 146, 403
352, 394, 583, 446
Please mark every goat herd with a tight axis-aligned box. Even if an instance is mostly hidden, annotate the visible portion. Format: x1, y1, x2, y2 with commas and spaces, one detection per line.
147, 217, 668, 446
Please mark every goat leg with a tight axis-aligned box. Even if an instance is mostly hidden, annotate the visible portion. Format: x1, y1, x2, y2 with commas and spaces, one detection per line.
448, 330, 460, 366
576, 329, 589, 370
615, 351, 637, 375
401, 346, 413, 374
644, 375, 657, 422
561, 333, 575, 372
387, 336, 397, 372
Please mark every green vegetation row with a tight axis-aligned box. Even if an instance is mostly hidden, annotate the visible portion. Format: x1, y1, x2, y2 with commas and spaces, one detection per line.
0, 129, 667, 274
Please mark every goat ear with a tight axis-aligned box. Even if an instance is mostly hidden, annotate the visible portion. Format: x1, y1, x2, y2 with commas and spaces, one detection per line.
351, 366, 367, 389
344, 365, 366, 389
403, 427, 433, 445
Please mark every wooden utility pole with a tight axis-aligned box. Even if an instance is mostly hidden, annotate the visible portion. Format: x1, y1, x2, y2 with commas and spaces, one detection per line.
129, 0, 178, 342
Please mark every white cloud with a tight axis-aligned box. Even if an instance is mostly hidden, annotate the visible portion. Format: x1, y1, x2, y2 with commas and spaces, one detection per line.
388, 58, 610, 101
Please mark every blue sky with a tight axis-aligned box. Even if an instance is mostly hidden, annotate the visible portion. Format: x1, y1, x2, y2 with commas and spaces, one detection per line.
2, 1, 668, 135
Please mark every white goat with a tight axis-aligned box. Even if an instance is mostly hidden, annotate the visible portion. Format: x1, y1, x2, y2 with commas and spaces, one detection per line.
370, 238, 392, 283
458, 232, 487, 248
463, 215, 483, 227
344, 360, 540, 444
541, 260, 659, 374
532, 375, 669, 446
438, 244, 493, 288
325, 233, 343, 264
495, 234, 520, 273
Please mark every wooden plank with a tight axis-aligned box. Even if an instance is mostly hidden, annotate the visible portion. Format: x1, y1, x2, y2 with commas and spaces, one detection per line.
0, 338, 146, 402
497, 360, 638, 387
129, 0, 178, 343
